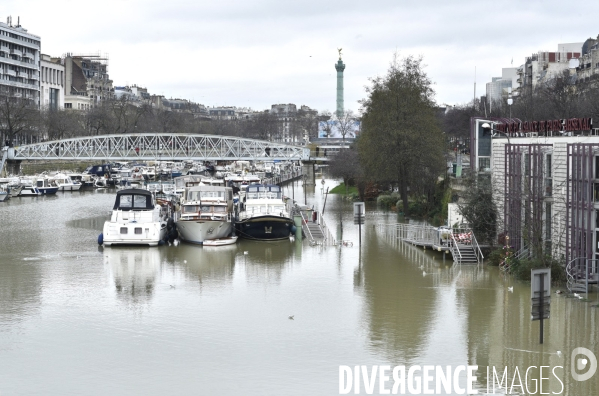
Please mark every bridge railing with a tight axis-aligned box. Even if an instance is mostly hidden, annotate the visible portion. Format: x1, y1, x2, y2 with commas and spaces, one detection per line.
8, 134, 311, 161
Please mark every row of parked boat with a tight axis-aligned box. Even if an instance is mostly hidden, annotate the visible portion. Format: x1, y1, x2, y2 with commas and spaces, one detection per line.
99, 174, 297, 248
0, 173, 93, 201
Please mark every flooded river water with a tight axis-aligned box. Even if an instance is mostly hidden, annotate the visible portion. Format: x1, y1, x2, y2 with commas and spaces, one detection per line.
0, 179, 597, 395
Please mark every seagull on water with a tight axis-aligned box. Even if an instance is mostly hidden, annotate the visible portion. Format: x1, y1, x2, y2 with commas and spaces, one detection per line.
170, 285, 176, 289
422, 271, 427, 277
508, 287, 514, 292
288, 315, 294, 320
557, 351, 563, 358
183, 260, 187, 264
244, 251, 249, 255
574, 293, 580, 298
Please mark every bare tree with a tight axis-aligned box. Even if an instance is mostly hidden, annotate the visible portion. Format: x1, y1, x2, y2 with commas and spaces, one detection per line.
335, 110, 357, 142
44, 109, 83, 140
0, 93, 37, 145
329, 147, 361, 194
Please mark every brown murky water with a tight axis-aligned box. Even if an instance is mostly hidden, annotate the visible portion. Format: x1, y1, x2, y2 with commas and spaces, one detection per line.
0, 180, 597, 395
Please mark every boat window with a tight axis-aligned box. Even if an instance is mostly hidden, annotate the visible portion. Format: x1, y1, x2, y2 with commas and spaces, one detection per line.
188, 191, 200, 201
213, 206, 226, 212
119, 195, 133, 208
260, 206, 268, 213
133, 195, 147, 208
200, 206, 211, 212
183, 205, 198, 213
273, 206, 284, 212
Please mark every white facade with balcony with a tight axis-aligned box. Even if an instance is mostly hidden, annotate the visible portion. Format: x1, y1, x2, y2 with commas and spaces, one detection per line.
0, 18, 40, 106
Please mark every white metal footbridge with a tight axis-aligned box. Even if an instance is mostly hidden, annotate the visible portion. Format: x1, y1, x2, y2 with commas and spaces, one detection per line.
1, 133, 312, 173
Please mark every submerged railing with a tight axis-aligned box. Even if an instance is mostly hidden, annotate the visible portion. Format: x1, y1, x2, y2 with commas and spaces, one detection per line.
376, 223, 483, 265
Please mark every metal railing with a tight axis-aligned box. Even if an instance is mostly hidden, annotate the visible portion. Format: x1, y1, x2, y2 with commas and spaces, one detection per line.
448, 233, 462, 264
566, 258, 599, 293
376, 223, 483, 265
299, 209, 315, 245
470, 232, 484, 264
319, 212, 336, 246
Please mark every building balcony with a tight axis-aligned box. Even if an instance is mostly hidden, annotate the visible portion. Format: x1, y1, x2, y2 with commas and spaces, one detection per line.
29, 73, 38, 80
22, 52, 34, 59
0, 45, 9, 54
5, 69, 16, 77
11, 48, 22, 57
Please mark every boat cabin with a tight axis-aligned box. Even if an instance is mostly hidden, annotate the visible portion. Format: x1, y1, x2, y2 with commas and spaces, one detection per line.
246, 184, 282, 200
113, 189, 155, 211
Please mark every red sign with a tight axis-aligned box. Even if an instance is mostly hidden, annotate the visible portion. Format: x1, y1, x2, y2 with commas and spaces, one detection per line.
495, 118, 593, 135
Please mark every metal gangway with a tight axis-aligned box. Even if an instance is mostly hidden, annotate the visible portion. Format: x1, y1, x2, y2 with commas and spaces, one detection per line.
296, 205, 336, 246
375, 223, 484, 265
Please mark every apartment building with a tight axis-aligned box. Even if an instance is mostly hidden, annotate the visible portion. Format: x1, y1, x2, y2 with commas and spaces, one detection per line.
576, 35, 599, 84
0, 17, 40, 106
40, 54, 64, 110
63, 53, 112, 110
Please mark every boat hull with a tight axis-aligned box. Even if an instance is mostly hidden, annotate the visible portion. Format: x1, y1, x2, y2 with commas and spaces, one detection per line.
56, 184, 82, 191
102, 221, 166, 247
236, 215, 294, 241
19, 187, 40, 196
38, 187, 59, 195
176, 220, 233, 244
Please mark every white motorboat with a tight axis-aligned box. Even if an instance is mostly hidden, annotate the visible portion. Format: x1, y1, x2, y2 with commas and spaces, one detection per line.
203, 236, 238, 247
49, 173, 82, 191
175, 181, 235, 245
101, 189, 169, 247
19, 186, 41, 196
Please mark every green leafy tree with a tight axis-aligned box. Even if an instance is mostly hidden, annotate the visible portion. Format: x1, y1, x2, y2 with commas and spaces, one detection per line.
358, 54, 445, 215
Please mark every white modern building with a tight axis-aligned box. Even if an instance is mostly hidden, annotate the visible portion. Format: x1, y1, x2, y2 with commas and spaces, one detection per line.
0, 16, 40, 106
486, 68, 518, 111
470, 117, 599, 292
40, 54, 64, 110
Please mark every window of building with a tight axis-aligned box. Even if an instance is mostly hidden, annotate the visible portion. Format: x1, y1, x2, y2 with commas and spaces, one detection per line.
64, 103, 72, 108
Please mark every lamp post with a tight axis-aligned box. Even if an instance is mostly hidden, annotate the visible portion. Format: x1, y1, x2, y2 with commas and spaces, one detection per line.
481, 122, 511, 145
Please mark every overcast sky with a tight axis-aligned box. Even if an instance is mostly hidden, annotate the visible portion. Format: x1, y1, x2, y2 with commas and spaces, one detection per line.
5, 0, 599, 114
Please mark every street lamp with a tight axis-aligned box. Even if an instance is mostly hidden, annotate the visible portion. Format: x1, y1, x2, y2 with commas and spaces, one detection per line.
481, 122, 511, 145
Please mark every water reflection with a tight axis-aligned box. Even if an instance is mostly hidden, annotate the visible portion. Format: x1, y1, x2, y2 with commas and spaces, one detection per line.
164, 243, 237, 287
104, 247, 162, 306
0, 256, 43, 332
242, 239, 297, 284
360, 230, 439, 362
372, 224, 599, 395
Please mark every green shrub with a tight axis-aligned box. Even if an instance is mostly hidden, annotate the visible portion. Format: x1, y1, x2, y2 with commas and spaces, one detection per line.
487, 246, 513, 266
507, 256, 566, 283
377, 193, 400, 209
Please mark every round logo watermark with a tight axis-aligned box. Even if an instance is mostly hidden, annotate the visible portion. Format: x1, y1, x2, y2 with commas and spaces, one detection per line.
571, 347, 597, 382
